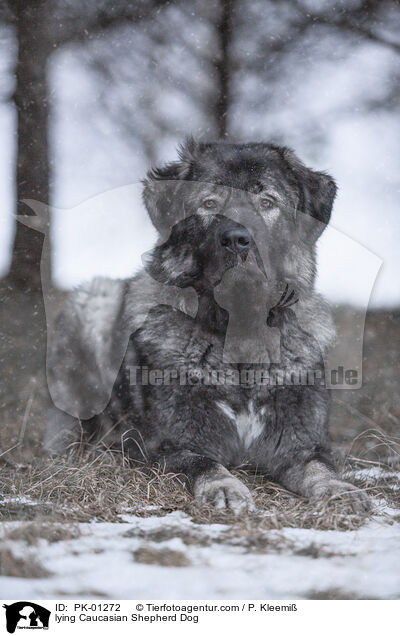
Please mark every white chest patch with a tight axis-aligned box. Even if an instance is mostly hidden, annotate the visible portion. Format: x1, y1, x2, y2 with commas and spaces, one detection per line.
216, 400, 265, 448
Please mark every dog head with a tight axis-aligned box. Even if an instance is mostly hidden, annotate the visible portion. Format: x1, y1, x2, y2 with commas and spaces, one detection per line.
142, 139, 336, 292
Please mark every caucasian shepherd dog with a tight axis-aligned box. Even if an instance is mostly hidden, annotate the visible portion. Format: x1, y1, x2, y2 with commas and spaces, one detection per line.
48, 139, 369, 513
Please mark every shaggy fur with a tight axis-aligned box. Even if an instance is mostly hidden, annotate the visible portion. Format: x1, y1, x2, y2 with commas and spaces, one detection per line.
47, 140, 369, 512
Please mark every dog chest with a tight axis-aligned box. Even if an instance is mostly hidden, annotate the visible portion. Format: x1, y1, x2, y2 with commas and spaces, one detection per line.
216, 399, 265, 448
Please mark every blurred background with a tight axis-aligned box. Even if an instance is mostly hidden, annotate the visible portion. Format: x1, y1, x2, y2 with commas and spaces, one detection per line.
0, 0, 399, 461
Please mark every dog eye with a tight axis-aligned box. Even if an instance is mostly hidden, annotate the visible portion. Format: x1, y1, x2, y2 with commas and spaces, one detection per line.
202, 199, 217, 210
260, 197, 275, 209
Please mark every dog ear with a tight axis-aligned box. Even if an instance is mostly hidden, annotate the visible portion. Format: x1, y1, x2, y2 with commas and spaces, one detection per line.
282, 148, 337, 243
142, 137, 201, 237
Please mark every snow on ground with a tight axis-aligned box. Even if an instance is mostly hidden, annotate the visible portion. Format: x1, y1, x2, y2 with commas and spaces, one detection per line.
1, 499, 400, 600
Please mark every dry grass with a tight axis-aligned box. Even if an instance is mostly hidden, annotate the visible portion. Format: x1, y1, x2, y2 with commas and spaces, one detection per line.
1, 435, 398, 533
0, 548, 50, 578
0, 452, 189, 523
307, 588, 379, 600
3, 522, 81, 545
133, 546, 191, 567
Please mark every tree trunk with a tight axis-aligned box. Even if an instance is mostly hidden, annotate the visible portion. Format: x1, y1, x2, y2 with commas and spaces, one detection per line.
7, 0, 51, 292
215, 0, 234, 139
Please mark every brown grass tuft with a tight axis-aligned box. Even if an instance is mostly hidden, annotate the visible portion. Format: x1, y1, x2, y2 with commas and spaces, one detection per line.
3, 522, 81, 545
133, 546, 191, 567
0, 548, 50, 578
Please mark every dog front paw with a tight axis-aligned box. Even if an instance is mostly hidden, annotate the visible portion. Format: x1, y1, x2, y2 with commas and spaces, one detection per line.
310, 478, 371, 513
194, 466, 255, 513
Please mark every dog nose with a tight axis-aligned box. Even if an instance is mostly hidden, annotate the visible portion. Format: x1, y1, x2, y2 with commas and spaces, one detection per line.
220, 228, 251, 255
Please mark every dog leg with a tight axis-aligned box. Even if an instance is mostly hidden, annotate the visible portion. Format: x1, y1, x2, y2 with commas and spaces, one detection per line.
158, 449, 255, 513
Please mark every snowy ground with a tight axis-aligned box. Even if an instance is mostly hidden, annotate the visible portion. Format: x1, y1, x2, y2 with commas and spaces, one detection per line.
1, 470, 399, 600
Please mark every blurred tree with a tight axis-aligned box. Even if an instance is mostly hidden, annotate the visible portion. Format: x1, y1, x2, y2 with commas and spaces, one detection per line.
82, 0, 399, 167
2, 0, 399, 291
289, 0, 400, 55
3, 0, 174, 292
7, 0, 50, 292
214, 0, 235, 137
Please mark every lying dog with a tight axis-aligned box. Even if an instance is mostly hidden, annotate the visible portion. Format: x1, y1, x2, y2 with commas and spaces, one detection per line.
48, 140, 369, 512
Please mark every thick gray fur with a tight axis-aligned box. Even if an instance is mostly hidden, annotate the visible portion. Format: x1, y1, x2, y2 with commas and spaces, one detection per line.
47, 140, 369, 513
